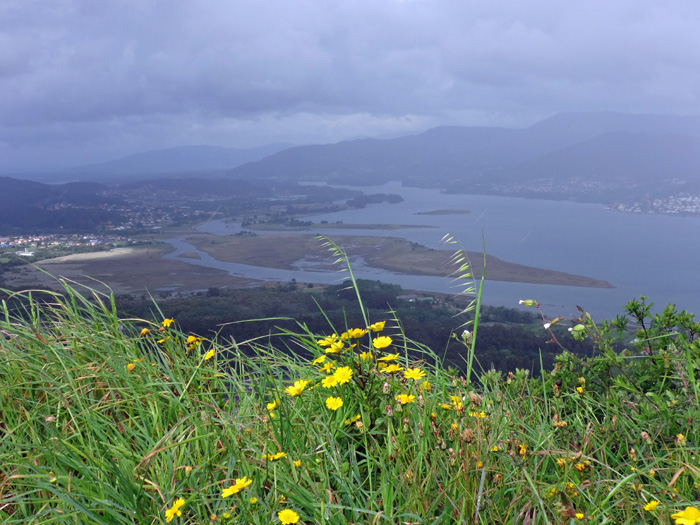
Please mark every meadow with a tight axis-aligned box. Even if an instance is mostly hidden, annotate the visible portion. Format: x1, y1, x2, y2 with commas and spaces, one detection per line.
0, 242, 698, 524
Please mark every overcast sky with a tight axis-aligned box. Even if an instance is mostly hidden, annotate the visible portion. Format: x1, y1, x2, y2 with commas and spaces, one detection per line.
2, 0, 699, 171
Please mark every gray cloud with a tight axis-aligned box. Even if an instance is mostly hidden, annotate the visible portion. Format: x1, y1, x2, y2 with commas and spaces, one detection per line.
1, 0, 699, 171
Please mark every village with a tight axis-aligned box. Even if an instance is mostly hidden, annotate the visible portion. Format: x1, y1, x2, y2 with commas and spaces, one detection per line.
0, 233, 135, 259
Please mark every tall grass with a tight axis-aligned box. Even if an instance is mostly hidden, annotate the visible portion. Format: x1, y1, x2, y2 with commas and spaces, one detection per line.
1, 275, 698, 523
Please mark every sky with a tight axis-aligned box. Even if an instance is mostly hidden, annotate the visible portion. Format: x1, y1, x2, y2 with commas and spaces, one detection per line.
2, 0, 700, 172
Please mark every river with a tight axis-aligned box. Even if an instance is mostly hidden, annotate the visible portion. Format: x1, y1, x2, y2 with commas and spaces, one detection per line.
163, 182, 700, 321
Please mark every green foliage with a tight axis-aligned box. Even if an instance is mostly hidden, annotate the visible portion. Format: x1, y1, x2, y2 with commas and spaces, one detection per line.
1, 280, 699, 523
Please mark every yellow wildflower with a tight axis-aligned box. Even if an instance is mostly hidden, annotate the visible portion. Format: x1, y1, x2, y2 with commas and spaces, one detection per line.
468, 411, 487, 419
377, 353, 398, 362
576, 386, 584, 396
333, 366, 353, 385
671, 507, 700, 524
322, 375, 338, 388
677, 433, 687, 445
382, 364, 403, 374
422, 380, 432, 391
519, 443, 527, 457
556, 457, 567, 467
204, 349, 215, 360
395, 393, 416, 405
293, 460, 301, 467
127, 363, 136, 372
373, 336, 392, 349
644, 500, 661, 511
266, 399, 279, 411
165, 497, 185, 522
221, 476, 253, 497
264, 452, 287, 461
450, 396, 463, 410
345, 414, 361, 426
325, 396, 343, 410
278, 509, 300, 524
359, 351, 373, 361
285, 380, 310, 397
325, 341, 345, 354
347, 328, 368, 338
368, 321, 386, 332
139, 328, 150, 337
312, 355, 326, 365
161, 318, 174, 328
404, 368, 426, 381
320, 362, 335, 373
491, 445, 499, 452
575, 513, 584, 520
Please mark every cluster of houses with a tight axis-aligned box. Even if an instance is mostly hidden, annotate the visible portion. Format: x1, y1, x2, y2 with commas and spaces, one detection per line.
0, 234, 127, 258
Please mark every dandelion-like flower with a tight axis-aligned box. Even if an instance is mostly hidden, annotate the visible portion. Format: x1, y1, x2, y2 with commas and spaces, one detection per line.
347, 328, 368, 338
264, 452, 287, 461
359, 351, 373, 361
345, 414, 361, 426
519, 443, 527, 457
164, 498, 185, 522
293, 460, 301, 467
671, 507, 700, 524
267, 399, 280, 411
450, 395, 463, 410
139, 328, 150, 337
333, 366, 353, 385
382, 364, 403, 374
644, 500, 661, 511
312, 355, 326, 365
325, 342, 345, 354
377, 353, 398, 362
285, 380, 310, 397
222, 476, 253, 498
204, 349, 215, 360
368, 321, 386, 332
278, 509, 300, 524
677, 433, 687, 445
322, 375, 338, 388
161, 318, 174, 328
325, 396, 343, 410
404, 368, 426, 381
373, 335, 392, 349
395, 394, 416, 405
319, 362, 335, 373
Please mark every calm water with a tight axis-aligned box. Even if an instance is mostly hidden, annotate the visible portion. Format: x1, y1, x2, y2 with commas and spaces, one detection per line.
165, 182, 700, 320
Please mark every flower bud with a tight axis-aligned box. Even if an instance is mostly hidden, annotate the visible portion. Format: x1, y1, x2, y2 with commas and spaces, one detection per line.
519, 299, 538, 307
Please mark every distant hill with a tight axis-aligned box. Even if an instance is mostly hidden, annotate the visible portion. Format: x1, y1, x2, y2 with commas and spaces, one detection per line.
0, 177, 122, 233
68, 143, 294, 178
225, 112, 700, 202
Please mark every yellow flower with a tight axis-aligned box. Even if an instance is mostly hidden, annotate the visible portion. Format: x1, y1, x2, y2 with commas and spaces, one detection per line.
278, 509, 300, 524
644, 500, 661, 511
373, 336, 392, 349
325, 396, 343, 410
127, 363, 136, 372
672, 507, 700, 525
325, 341, 345, 354
382, 364, 403, 374
319, 362, 335, 373
139, 328, 150, 337
519, 443, 527, 457
221, 476, 253, 497
491, 445, 499, 452
161, 318, 174, 328
368, 321, 386, 332
677, 433, 687, 445
264, 452, 287, 461
317, 337, 335, 347
450, 396, 463, 410
333, 366, 353, 385
293, 460, 301, 467
223, 512, 231, 518
347, 328, 368, 338
285, 380, 311, 397
249, 497, 257, 504
556, 457, 567, 468
322, 375, 338, 388
468, 411, 487, 419
266, 399, 280, 411
395, 393, 416, 405
576, 386, 584, 396
312, 355, 326, 365
422, 380, 432, 391
165, 497, 185, 522
377, 353, 398, 362
575, 513, 584, 520
404, 368, 426, 381
204, 349, 215, 360
345, 414, 361, 426
359, 351, 373, 361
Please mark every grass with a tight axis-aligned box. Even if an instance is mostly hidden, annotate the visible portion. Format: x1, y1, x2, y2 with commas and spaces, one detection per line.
0, 278, 698, 524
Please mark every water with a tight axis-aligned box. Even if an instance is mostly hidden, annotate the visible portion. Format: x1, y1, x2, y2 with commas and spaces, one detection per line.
164, 182, 700, 320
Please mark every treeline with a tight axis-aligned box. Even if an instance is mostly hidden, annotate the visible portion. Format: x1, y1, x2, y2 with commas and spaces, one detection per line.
115, 279, 595, 375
